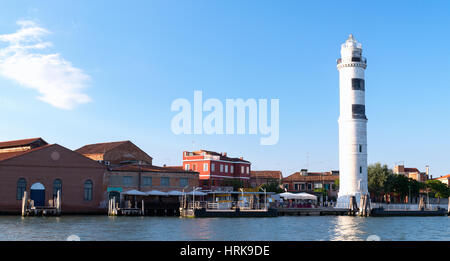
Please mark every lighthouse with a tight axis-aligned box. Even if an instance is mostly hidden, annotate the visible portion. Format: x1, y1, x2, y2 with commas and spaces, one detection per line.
336, 34, 369, 207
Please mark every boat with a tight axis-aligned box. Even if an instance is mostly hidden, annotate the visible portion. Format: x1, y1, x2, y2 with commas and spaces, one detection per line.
370, 207, 447, 217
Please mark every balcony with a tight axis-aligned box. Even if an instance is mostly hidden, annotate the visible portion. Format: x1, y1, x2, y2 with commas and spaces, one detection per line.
337, 57, 367, 65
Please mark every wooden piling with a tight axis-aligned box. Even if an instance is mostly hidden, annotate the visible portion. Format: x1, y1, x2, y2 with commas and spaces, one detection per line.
141, 199, 145, 216
21, 191, 27, 217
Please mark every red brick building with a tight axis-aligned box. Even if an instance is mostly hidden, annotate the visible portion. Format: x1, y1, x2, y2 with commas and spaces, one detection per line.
250, 170, 283, 188
182, 150, 251, 189
0, 138, 106, 214
282, 169, 340, 199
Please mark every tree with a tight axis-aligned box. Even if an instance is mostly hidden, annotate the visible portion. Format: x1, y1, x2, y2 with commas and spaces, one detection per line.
260, 182, 284, 193
425, 180, 450, 202
368, 163, 392, 200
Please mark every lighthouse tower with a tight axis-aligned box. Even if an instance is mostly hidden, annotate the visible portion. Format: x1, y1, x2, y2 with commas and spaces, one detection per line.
336, 34, 368, 207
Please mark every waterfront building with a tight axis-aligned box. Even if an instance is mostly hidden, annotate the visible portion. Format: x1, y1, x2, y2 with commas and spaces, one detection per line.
393, 164, 430, 182
182, 150, 251, 190
250, 170, 283, 188
77, 141, 199, 199
0, 138, 106, 214
75, 140, 153, 165
282, 170, 339, 200
433, 174, 450, 186
336, 34, 369, 207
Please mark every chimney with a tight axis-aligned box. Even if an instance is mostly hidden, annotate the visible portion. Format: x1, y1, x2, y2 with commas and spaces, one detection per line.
239, 157, 243, 160
222, 152, 227, 157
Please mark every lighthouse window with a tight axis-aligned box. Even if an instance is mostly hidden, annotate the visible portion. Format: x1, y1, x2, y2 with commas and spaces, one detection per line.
359, 145, 362, 153
352, 104, 366, 119
360, 166, 362, 174
352, 78, 365, 91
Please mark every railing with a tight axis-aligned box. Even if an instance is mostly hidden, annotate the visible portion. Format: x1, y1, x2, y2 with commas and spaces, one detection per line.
187, 201, 269, 210
371, 203, 448, 211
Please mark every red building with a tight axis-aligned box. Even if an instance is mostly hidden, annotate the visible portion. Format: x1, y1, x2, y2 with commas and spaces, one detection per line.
182, 150, 251, 189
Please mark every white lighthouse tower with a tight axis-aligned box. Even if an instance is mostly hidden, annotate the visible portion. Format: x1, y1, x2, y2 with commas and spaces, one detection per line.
336, 34, 369, 207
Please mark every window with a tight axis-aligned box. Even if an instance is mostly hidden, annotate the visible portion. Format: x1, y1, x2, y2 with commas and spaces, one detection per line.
352, 78, 365, 91
123, 176, 133, 186
301, 184, 305, 190
307, 183, 312, 190
84, 180, 93, 201
211, 163, 215, 172
314, 183, 323, 189
360, 166, 363, 174
241, 166, 244, 173
246, 167, 249, 174
225, 165, 228, 173
359, 145, 362, 153
230, 166, 234, 174
53, 179, 62, 198
203, 163, 208, 171
193, 164, 197, 171
185, 164, 190, 171
352, 104, 366, 119
142, 176, 152, 186
16, 178, 27, 200
220, 164, 224, 173
180, 178, 188, 187
161, 177, 170, 187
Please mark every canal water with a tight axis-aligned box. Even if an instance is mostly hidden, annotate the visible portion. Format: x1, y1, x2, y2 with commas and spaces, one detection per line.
0, 216, 449, 241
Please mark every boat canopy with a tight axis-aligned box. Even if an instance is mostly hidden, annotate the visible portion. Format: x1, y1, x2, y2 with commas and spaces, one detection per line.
278, 192, 317, 201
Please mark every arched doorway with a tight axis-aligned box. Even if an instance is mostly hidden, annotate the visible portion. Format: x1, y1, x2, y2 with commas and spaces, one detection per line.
30, 182, 45, 207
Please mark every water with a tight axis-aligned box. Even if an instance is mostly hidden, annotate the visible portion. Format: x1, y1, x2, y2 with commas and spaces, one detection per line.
0, 216, 449, 241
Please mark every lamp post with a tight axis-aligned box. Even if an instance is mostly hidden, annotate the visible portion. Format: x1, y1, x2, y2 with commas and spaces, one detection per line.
260, 187, 267, 210
192, 187, 200, 209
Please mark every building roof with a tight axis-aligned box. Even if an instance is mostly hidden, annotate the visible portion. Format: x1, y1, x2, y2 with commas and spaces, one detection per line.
110, 164, 198, 174
435, 174, 450, 180
0, 137, 47, 149
187, 150, 250, 163
404, 168, 420, 173
250, 170, 282, 179
283, 171, 339, 182
75, 141, 130, 155
0, 144, 51, 162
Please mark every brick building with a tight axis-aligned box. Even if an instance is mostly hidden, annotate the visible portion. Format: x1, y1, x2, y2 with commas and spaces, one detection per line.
182, 150, 251, 190
75, 140, 153, 165
0, 138, 106, 214
250, 170, 283, 188
77, 141, 199, 199
282, 169, 340, 199
393, 165, 429, 182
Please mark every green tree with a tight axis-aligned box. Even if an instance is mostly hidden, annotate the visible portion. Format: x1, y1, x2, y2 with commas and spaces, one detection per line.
368, 163, 392, 200
260, 182, 284, 193
425, 180, 450, 202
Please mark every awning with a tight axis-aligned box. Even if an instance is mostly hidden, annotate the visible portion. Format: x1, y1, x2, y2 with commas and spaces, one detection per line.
122, 190, 147, 196
168, 190, 185, 196
145, 190, 169, 196
189, 191, 207, 196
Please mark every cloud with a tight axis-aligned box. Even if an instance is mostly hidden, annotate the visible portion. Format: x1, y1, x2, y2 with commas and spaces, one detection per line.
0, 20, 91, 109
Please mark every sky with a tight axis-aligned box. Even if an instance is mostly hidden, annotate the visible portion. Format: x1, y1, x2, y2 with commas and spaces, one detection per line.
0, 1, 449, 178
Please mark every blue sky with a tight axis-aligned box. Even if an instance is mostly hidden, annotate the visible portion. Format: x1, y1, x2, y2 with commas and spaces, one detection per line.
0, 1, 449, 177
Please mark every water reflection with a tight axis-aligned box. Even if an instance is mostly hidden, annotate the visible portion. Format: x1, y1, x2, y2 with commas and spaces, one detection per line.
331, 216, 366, 241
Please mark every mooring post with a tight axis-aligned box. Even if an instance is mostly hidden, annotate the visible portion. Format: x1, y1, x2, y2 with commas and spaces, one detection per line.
21, 191, 27, 217
359, 195, 365, 216
56, 190, 61, 215
141, 199, 145, 216
447, 197, 450, 215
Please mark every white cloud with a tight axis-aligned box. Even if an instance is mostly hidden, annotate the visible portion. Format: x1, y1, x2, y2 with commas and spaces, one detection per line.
0, 20, 91, 109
